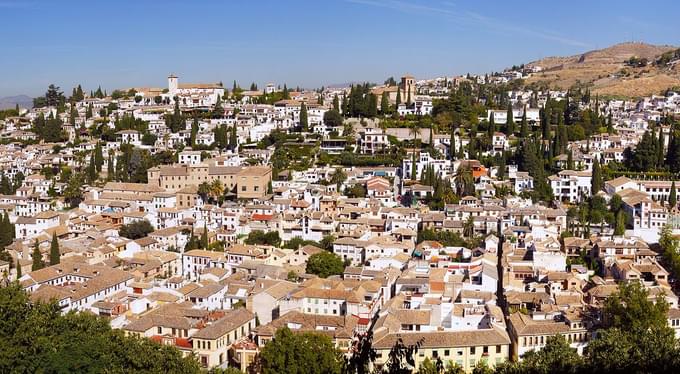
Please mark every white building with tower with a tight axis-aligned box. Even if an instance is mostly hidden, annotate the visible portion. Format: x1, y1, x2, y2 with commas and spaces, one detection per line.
167, 74, 225, 108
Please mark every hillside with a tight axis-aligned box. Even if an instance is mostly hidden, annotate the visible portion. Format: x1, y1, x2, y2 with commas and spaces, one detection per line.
524, 42, 680, 97
0, 95, 32, 110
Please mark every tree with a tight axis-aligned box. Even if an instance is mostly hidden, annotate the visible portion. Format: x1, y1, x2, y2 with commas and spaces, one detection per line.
94, 143, 104, 173
591, 158, 603, 194
15, 258, 21, 279
298, 102, 309, 132
31, 240, 44, 271
85, 103, 93, 119
514, 334, 583, 374
213, 95, 223, 117
505, 103, 515, 135
670, 181, 677, 209
454, 164, 475, 196
245, 231, 281, 247
323, 110, 343, 128
332, 95, 340, 112
585, 281, 678, 373
0, 212, 14, 248
463, 215, 475, 238
614, 210, 626, 235
63, 172, 84, 207
229, 125, 238, 151
306, 251, 344, 278
320, 235, 335, 251
44, 84, 65, 107
380, 92, 390, 114
189, 116, 199, 146
49, 232, 60, 265
259, 327, 342, 374
330, 167, 347, 189
118, 220, 154, 240
520, 105, 529, 138
201, 225, 209, 249
0, 283, 202, 373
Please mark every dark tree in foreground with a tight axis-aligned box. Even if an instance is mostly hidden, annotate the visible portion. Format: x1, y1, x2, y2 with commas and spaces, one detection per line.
259, 327, 343, 374
0, 283, 201, 373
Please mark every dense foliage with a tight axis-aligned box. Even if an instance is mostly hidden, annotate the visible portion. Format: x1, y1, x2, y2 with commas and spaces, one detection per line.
259, 327, 343, 374
0, 283, 201, 373
118, 219, 154, 240
245, 230, 281, 247
306, 251, 345, 278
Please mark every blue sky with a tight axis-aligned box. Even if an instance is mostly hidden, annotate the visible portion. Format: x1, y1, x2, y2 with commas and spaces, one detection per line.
1, 0, 679, 97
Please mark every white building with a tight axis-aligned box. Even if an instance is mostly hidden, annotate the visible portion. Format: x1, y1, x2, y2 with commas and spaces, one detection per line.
549, 170, 592, 203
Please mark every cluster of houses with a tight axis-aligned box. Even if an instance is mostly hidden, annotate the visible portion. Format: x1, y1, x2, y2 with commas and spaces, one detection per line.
2, 73, 680, 373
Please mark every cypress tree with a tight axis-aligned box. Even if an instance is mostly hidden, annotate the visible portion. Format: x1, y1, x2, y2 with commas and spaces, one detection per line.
87, 154, 97, 184
615, 210, 626, 235
487, 113, 496, 138
449, 124, 456, 160
190, 116, 199, 147
411, 151, 417, 181
497, 154, 506, 180
670, 181, 677, 209
107, 152, 114, 181
299, 102, 308, 132
50, 232, 60, 265
520, 105, 528, 139
229, 126, 238, 151
567, 150, 574, 170
591, 158, 603, 194
15, 258, 21, 280
505, 104, 515, 135
0, 213, 8, 247
395, 88, 401, 106
332, 95, 340, 112
658, 129, 665, 168
380, 92, 389, 114
201, 225, 209, 249
31, 240, 44, 271
94, 143, 104, 172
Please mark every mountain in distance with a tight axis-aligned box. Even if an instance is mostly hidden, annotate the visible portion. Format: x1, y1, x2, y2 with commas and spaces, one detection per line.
0, 95, 33, 110
522, 42, 680, 97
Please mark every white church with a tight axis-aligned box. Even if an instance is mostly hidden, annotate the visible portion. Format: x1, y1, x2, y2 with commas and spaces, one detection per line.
167, 74, 225, 108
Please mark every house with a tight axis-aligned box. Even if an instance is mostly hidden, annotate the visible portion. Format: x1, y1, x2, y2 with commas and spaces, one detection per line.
191, 308, 256, 368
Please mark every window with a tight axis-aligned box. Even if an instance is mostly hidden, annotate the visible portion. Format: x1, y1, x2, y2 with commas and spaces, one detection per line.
157, 327, 162, 334
470, 346, 476, 355
444, 350, 450, 357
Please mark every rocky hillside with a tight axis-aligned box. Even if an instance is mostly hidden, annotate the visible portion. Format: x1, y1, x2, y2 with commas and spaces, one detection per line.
524, 42, 680, 97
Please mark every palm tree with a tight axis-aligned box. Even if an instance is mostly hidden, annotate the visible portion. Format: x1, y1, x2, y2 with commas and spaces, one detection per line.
454, 165, 474, 196
409, 123, 420, 148
197, 182, 211, 203
209, 179, 225, 203
463, 215, 475, 239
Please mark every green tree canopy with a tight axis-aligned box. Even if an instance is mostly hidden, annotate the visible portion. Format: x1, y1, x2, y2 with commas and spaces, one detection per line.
118, 220, 154, 240
305, 251, 344, 278
259, 327, 343, 374
0, 283, 201, 373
